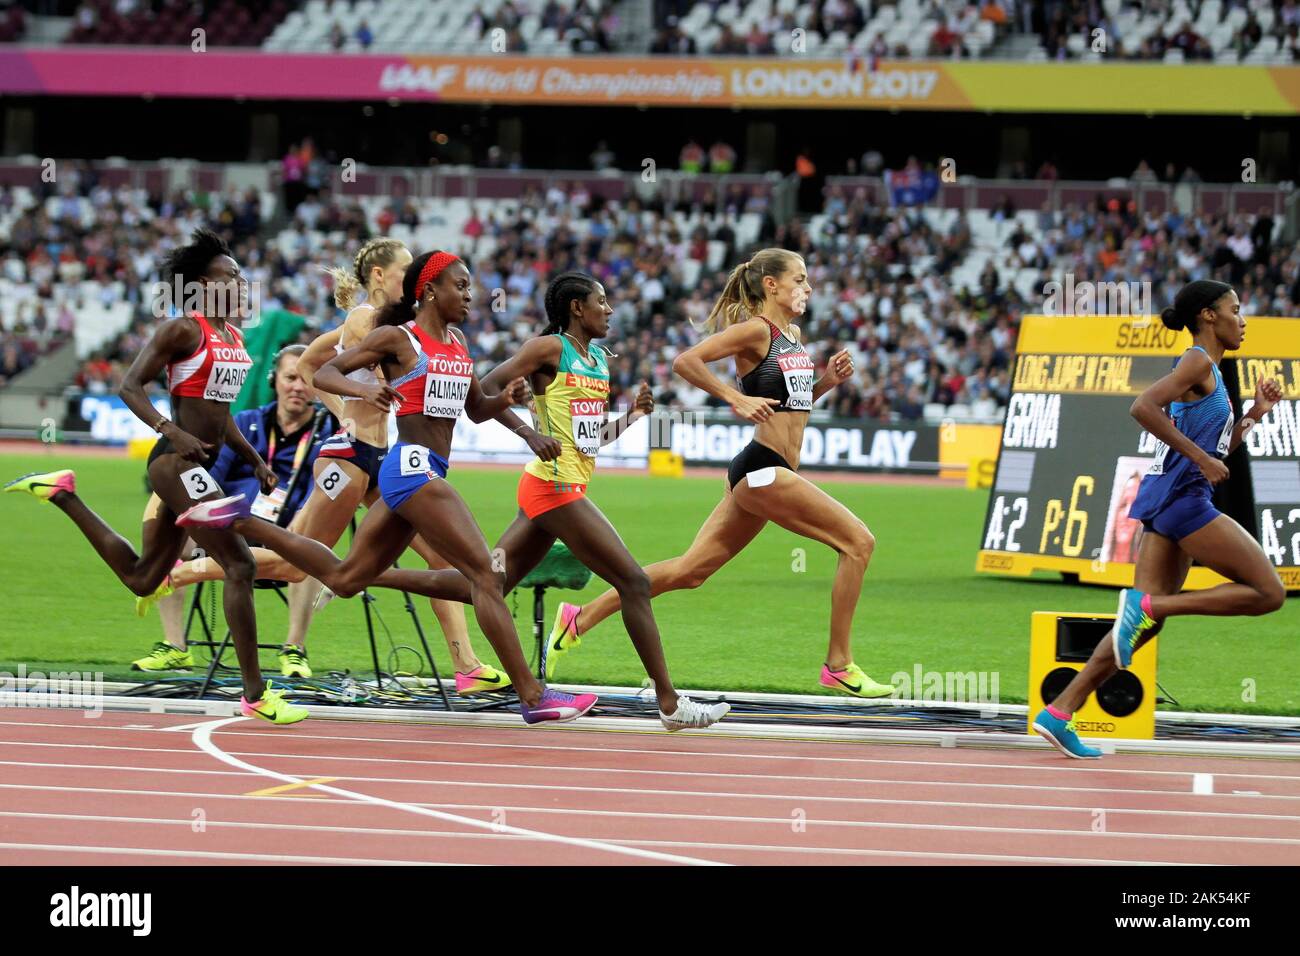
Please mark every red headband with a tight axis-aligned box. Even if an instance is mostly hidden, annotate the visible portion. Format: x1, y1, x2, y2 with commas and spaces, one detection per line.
414, 252, 461, 301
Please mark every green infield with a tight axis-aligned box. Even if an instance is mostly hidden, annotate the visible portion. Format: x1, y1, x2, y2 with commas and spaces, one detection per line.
1, 450, 1296, 715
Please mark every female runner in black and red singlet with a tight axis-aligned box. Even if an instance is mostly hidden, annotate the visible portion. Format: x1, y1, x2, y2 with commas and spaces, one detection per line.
5, 228, 306, 724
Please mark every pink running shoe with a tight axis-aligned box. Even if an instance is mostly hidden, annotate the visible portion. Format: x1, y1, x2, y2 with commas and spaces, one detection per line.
176, 493, 249, 529
519, 688, 598, 725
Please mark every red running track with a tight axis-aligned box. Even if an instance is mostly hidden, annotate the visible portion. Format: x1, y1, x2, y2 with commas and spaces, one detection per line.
1, 708, 1299, 865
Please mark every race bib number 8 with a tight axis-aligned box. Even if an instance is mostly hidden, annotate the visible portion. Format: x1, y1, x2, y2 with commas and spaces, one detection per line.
179, 466, 219, 500
570, 398, 605, 457
316, 461, 351, 500
400, 445, 432, 476
778, 354, 814, 411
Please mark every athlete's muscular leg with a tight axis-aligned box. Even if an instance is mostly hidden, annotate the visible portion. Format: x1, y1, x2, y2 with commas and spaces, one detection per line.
392, 481, 544, 708
534, 498, 681, 712
1051, 532, 1191, 714
577, 490, 766, 635
281, 459, 370, 647
233, 499, 414, 599
50, 486, 187, 596
732, 470, 875, 671
1150, 516, 1286, 618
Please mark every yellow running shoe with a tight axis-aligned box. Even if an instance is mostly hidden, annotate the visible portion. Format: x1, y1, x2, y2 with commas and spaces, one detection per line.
278, 644, 312, 679
131, 641, 195, 672
819, 662, 895, 699
241, 682, 308, 725
4, 469, 75, 502
135, 574, 175, 618
454, 663, 512, 695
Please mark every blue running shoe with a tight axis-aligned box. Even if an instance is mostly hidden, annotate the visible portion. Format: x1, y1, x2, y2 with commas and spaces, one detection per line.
1032, 708, 1102, 759
1112, 588, 1157, 671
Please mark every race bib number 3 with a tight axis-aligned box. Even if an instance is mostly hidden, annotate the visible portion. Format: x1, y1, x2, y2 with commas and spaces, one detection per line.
316, 461, 352, 500
570, 398, 605, 457
778, 354, 814, 411
204, 361, 249, 402
179, 466, 219, 500
400, 445, 432, 476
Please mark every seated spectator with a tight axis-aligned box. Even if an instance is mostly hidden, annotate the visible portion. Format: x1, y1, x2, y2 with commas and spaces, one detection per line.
708, 140, 737, 174
679, 140, 706, 174
356, 20, 373, 49
929, 19, 964, 57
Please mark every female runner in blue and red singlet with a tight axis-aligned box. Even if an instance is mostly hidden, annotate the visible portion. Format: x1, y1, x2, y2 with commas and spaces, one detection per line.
5, 228, 306, 724
1034, 280, 1285, 758
177, 250, 597, 724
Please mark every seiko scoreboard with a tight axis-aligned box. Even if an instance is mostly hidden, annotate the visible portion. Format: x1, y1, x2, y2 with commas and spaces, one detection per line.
977, 315, 1300, 592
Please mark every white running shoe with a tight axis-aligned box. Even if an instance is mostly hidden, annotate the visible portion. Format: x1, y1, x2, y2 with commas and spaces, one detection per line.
660, 696, 731, 732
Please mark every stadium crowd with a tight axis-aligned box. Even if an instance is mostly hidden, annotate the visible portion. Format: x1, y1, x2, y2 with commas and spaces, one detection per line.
0, 156, 1295, 423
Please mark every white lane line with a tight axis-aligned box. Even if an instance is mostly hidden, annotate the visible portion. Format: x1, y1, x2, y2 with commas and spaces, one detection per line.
192, 716, 726, 868
10, 739, 1298, 794
5, 780, 1300, 823
0, 842, 460, 865
2, 807, 1293, 848
4, 717, 1298, 781
6, 758, 1300, 803
160, 719, 231, 733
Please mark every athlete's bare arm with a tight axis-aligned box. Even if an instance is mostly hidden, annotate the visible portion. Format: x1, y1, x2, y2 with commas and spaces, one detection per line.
1131, 350, 1224, 483
672, 320, 777, 424
315, 325, 405, 411
119, 318, 211, 463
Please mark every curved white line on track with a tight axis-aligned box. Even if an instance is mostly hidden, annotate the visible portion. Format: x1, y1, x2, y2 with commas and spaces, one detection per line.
191, 717, 727, 867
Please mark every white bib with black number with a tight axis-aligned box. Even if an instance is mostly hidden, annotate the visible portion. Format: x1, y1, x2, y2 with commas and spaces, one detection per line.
778, 354, 814, 411
316, 461, 351, 500
400, 444, 432, 476
179, 466, 219, 500
569, 398, 605, 458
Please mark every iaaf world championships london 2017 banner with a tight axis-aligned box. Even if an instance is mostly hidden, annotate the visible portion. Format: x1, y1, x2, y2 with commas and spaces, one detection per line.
3, 49, 1299, 114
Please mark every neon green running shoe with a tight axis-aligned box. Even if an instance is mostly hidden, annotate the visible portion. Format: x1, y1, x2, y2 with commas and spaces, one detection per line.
278, 644, 312, 679
131, 641, 195, 672
135, 574, 175, 618
543, 602, 583, 680
820, 662, 895, 699
241, 682, 308, 725
4, 469, 75, 502
455, 663, 512, 695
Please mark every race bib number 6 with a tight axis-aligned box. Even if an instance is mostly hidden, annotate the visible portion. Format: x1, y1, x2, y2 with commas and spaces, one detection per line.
179, 466, 219, 500
400, 445, 432, 476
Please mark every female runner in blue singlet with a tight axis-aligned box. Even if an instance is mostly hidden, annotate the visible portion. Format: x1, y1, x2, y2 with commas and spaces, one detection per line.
1034, 280, 1285, 758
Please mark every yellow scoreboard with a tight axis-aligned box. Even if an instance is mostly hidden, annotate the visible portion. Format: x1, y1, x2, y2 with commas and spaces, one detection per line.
977, 316, 1300, 592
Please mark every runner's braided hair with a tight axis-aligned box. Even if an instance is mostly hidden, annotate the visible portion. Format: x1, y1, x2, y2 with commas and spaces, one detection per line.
543, 271, 599, 334
325, 238, 407, 310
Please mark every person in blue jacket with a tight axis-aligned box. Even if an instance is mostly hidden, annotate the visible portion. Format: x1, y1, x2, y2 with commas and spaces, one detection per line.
131, 345, 339, 674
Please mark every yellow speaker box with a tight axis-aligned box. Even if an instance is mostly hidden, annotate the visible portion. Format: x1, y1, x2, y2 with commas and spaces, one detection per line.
1027, 611, 1158, 741
648, 449, 684, 477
